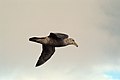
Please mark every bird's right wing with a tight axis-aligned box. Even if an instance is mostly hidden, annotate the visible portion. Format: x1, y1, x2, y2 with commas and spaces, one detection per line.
49, 33, 69, 40
35, 45, 55, 67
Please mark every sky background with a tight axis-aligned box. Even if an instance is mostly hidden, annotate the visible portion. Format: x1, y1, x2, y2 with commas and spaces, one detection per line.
0, 0, 120, 80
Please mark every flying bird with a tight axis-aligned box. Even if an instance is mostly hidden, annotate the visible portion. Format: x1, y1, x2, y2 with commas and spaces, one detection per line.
29, 32, 78, 67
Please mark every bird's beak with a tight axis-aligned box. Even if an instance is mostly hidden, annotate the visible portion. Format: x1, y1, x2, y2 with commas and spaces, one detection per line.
73, 42, 78, 47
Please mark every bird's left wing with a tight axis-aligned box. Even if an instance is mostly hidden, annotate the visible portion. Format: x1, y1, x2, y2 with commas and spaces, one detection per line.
35, 45, 55, 67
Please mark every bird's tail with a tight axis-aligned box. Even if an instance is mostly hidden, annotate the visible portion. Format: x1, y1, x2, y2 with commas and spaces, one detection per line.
29, 37, 45, 43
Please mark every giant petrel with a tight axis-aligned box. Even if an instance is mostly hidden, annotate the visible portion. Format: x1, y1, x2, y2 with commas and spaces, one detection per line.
29, 32, 78, 67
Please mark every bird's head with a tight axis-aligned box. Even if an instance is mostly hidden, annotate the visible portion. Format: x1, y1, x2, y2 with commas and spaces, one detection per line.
65, 38, 78, 47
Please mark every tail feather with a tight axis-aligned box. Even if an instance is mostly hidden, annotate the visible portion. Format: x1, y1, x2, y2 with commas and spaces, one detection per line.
29, 37, 46, 43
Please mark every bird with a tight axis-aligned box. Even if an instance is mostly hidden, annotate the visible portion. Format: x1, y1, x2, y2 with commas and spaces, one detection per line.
29, 32, 78, 67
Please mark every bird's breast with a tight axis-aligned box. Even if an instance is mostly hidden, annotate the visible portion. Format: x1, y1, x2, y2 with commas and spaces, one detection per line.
48, 39, 66, 47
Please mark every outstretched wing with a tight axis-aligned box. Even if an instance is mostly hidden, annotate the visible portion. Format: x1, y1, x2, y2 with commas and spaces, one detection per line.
49, 33, 69, 40
35, 45, 55, 67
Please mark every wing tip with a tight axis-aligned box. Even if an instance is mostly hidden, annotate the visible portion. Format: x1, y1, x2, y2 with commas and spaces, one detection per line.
35, 60, 44, 67
35, 64, 39, 67
35, 63, 40, 67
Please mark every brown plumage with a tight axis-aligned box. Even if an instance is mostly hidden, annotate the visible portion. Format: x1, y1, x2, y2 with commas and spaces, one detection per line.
29, 32, 78, 67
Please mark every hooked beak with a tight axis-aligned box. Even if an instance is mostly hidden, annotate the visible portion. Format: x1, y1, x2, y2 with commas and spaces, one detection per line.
73, 42, 78, 47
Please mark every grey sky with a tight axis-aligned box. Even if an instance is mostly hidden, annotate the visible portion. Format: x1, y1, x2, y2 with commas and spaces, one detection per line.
0, 0, 120, 80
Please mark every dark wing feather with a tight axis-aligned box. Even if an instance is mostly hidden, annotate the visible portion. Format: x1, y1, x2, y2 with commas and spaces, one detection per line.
49, 33, 69, 39
35, 45, 55, 67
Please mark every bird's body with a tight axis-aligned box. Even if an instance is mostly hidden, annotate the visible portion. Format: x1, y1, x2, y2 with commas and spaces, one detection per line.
29, 32, 78, 67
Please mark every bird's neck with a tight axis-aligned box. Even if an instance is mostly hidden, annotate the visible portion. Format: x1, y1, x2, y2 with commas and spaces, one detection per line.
63, 38, 70, 45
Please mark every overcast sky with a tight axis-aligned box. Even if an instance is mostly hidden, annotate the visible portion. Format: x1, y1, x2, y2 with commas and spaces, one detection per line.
0, 0, 120, 80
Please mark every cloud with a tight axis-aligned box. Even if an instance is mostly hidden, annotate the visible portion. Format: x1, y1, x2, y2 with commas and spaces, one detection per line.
99, 0, 120, 36
2, 64, 120, 80
97, 0, 120, 64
